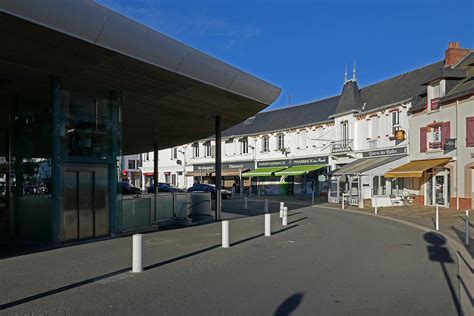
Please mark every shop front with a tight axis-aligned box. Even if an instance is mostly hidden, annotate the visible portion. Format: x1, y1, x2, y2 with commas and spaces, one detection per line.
384, 158, 452, 207
189, 161, 254, 192
244, 157, 328, 196
329, 148, 408, 207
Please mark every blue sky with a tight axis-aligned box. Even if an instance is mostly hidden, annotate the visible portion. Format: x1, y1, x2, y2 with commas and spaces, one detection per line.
97, 0, 474, 111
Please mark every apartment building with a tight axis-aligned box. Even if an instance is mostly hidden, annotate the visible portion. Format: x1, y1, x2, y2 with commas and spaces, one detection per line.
124, 43, 473, 211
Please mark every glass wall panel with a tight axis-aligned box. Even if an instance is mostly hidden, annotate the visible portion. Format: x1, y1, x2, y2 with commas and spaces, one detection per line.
12, 86, 53, 242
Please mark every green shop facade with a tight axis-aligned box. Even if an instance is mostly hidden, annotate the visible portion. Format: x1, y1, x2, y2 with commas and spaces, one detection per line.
242, 157, 329, 196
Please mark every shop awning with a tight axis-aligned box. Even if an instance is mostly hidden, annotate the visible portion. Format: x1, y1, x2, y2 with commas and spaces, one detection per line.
185, 170, 214, 177
333, 155, 406, 176
210, 168, 250, 177
384, 158, 451, 178
274, 165, 326, 176
242, 167, 286, 177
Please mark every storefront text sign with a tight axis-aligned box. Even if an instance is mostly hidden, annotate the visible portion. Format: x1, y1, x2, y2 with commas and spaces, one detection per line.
257, 156, 328, 168
361, 147, 407, 158
194, 161, 254, 171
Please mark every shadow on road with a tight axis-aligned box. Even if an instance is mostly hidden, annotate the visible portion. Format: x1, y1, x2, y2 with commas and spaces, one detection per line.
288, 217, 308, 225
450, 226, 473, 257
274, 292, 304, 316
1, 222, 301, 311
424, 232, 461, 315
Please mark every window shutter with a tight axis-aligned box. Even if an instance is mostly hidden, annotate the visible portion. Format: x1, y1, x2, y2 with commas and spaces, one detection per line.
467, 117, 474, 147
441, 122, 450, 147
420, 127, 427, 152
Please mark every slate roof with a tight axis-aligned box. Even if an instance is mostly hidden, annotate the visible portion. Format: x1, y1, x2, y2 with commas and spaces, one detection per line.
442, 51, 474, 100
332, 80, 364, 117
219, 54, 473, 138
222, 96, 339, 137
359, 60, 444, 112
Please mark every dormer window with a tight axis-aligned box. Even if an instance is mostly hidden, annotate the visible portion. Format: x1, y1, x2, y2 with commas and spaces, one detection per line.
428, 80, 445, 111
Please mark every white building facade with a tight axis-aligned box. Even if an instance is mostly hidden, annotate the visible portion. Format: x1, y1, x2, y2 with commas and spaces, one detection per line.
121, 43, 473, 210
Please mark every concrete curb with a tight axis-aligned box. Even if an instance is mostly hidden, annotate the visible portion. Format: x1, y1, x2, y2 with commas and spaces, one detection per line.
311, 204, 473, 315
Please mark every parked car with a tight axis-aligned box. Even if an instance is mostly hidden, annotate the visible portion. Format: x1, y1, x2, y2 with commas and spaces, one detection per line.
147, 182, 185, 193
187, 183, 231, 199
119, 182, 141, 195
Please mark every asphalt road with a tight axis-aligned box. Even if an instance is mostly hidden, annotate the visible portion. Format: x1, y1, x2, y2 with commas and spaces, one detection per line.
0, 204, 460, 315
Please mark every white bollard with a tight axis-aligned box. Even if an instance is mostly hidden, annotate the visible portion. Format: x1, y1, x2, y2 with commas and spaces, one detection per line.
435, 204, 439, 231
264, 199, 269, 213
374, 198, 378, 215
466, 210, 470, 246
132, 234, 143, 273
280, 202, 284, 218
265, 213, 272, 236
222, 220, 230, 248
342, 194, 345, 210
282, 206, 288, 226
244, 197, 248, 210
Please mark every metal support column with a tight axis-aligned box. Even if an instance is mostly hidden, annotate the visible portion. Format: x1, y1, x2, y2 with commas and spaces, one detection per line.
51, 78, 62, 243
215, 116, 222, 221
153, 143, 158, 193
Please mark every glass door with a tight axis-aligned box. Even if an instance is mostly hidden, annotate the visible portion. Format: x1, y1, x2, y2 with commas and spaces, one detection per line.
426, 169, 448, 207
434, 173, 448, 207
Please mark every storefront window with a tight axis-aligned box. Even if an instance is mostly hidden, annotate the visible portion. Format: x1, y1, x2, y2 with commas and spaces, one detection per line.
372, 175, 386, 196
391, 178, 404, 195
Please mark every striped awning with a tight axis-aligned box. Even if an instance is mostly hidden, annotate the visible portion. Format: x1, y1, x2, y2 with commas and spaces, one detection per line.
332, 155, 406, 176
274, 165, 326, 176
242, 167, 286, 177
384, 158, 451, 178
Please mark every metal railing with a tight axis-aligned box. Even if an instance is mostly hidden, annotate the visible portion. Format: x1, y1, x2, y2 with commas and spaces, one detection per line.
429, 142, 442, 149
331, 139, 353, 153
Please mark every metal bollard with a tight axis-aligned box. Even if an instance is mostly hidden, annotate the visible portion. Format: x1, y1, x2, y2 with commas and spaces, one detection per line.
132, 234, 143, 273
282, 206, 288, 226
466, 210, 470, 246
222, 220, 230, 248
244, 197, 248, 210
264, 199, 269, 213
312, 191, 315, 205
435, 204, 439, 231
265, 213, 272, 236
280, 202, 284, 218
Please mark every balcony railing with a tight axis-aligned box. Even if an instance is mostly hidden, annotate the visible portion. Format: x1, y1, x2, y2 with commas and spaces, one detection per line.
429, 142, 442, 150
331, 139, 353, 153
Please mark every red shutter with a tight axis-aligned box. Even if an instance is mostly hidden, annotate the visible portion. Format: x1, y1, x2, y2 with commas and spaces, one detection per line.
441, 122, 450, 147
420, 127, 427, 152
467, 117, 474, 147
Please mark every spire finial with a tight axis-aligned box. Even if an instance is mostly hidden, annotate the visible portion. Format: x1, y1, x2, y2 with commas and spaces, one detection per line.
352, 60, 356, 81
344, 63, 348, 83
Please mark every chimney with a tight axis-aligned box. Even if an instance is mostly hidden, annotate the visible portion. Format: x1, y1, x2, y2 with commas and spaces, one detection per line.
445, 42, 469, 66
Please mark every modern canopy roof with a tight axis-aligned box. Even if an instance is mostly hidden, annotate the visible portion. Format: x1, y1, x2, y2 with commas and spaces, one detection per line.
0, 0, 281, 154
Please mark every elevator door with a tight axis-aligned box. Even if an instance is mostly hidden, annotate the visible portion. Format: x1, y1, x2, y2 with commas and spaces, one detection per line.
63, 165, 109, 241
